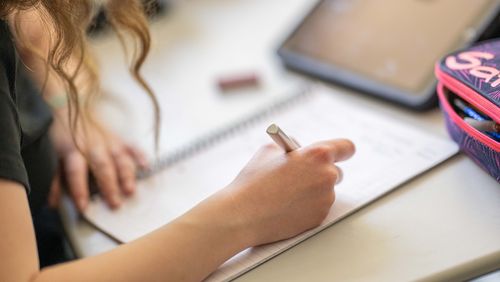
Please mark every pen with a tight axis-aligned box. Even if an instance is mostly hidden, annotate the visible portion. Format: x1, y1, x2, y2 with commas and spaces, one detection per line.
453, 99, 486, 121
266, 123, 343, 184
266, 123, 301, 152
485, 131, 500, 141
464, 118, 500, 133
454, 100, 500, 141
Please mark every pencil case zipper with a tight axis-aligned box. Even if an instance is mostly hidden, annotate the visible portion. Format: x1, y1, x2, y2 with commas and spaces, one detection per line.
435, 67, 499, 151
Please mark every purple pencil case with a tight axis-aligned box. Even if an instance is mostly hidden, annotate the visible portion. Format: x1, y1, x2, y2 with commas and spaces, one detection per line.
435, 39, 500, 182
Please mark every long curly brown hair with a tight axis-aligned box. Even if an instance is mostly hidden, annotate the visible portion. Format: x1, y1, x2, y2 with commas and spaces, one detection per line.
0, 0, 160, 149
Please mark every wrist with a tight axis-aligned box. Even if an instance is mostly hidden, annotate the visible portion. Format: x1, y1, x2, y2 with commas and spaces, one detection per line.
181, 190, 254, 252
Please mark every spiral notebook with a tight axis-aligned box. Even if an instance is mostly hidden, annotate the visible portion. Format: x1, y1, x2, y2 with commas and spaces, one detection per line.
83, 84, 458, 281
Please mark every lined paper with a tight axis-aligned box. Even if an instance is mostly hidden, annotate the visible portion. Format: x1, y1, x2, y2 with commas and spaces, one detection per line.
83, 85, 458, 281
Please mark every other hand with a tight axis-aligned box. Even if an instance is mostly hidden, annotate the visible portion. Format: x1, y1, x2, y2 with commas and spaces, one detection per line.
48, 110, 148, 211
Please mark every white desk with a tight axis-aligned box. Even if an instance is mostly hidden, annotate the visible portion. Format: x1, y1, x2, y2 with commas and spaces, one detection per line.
60, 0, 500, 281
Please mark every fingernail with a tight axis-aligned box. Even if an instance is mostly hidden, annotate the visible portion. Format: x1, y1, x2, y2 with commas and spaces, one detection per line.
139, 159, 149, 169
111, 194, 122, 208
125, 182, 135, 195
78, 198, 87, 211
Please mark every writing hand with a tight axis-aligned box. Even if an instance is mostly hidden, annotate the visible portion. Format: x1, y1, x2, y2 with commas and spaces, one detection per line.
188, 139, 355, 248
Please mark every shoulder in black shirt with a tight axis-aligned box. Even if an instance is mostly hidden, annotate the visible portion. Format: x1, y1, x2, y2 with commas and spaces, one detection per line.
0, 20, 57, 212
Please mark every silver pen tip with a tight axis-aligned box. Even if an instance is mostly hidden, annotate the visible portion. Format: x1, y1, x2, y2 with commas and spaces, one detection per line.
266, 123, 279, 134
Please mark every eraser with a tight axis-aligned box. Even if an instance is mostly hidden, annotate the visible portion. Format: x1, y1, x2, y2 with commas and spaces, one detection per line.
217, 72, 260, 92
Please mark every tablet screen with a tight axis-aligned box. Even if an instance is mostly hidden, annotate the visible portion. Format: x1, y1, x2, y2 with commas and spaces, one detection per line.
282, 0, 497, 95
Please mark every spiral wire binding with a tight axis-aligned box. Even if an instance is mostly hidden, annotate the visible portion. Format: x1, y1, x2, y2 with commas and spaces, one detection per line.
137, 83, 313, 179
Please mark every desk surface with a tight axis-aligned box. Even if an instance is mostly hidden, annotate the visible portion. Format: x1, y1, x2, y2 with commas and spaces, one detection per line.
60, 0, 500, 281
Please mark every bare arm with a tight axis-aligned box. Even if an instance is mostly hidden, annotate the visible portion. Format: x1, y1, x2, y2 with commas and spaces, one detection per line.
0, 139, 354, 282
0, 180, 38, 282
0, 178, 246, 282
37, 188, 248, 282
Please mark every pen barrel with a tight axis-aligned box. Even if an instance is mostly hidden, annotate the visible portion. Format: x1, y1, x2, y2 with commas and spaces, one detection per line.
267, 124, 301, 152
274, 132, 300, 152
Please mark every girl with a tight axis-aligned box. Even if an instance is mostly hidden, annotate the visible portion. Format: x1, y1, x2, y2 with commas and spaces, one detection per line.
0, 1, 355, 281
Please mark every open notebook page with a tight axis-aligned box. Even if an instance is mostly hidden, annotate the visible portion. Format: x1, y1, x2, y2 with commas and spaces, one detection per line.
83, 85, 458, 281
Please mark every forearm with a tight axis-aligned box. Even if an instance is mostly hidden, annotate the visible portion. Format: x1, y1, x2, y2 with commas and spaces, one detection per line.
35, 193, 249, 282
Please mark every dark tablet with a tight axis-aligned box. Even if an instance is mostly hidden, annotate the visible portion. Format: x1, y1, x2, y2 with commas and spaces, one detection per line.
278, 0, 500, 109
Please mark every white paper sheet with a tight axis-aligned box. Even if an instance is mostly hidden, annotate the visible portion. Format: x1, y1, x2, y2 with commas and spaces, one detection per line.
83, 85, 458, 281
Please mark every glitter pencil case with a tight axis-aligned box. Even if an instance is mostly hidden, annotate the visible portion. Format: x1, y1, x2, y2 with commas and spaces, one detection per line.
435, 39, 500, 181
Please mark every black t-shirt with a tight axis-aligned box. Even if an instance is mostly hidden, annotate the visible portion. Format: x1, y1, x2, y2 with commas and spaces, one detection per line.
0, 20, 56, 212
